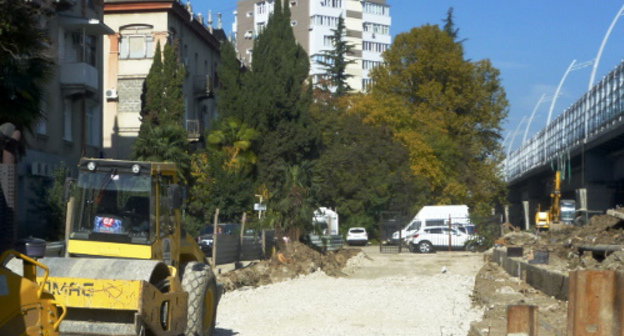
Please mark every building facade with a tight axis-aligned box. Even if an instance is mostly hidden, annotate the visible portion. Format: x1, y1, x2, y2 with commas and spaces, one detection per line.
16, 0, 113, 238
103, 0, 223, 159
235, 0, 391, 92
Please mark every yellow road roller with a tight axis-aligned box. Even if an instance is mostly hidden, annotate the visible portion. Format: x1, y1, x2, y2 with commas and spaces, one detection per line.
9, 158, 219, 336
0, 249, 66, 336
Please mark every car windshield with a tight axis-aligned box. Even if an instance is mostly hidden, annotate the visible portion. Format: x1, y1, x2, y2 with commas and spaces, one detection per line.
71, 171, 153, 244
200, 226, 214, 236
350, 229, 365, 234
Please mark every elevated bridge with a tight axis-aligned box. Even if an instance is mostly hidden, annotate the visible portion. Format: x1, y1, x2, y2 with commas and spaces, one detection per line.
504, 61, 624, 228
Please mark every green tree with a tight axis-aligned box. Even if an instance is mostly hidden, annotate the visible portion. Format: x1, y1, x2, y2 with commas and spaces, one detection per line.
216, 40, 245, 121
271, 165, 315, 239
207, 118, 258, 174
311, 95, 420, 238
141, 42, 163, 124
442, 7, 460, 41
0, 0, 54, 132
241, 0, 319, 194
188, 119, 258, 225
318, 16, 354, 96
354, 23, 508, 218
134, 40, 190, 181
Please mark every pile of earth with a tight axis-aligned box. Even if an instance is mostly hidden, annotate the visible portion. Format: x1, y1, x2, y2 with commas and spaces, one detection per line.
496, 213, 624, 272
217, 241, 361, 291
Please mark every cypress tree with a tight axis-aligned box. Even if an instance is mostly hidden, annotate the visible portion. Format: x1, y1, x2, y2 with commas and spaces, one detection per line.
216, 39, 244, 121
141, 42, 163, 124
134, 40, 189, 180
242, 0, 319, 191
318, 16, 354, 96
162, 40, 186, 125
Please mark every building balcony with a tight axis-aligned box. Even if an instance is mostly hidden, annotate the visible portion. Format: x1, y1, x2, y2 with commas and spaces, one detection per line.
60, 62, 98, 92
193, 74, 214, 99
186, 119, 200, 142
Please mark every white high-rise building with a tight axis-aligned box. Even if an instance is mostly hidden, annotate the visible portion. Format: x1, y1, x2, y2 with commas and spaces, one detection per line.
235, 0, 391, 92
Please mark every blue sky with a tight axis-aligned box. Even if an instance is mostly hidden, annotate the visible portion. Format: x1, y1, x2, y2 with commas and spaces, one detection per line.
196, 1, 624, 150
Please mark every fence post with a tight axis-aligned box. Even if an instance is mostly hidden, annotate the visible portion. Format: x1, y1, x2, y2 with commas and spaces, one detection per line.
261, 229, 266, 258
211, 208, 220, 267
567, 270, 620, 335
507, 304, 538, 335
237, 212, 246, 266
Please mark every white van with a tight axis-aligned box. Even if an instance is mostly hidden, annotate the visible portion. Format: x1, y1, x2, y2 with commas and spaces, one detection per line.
391, 205, 470, 242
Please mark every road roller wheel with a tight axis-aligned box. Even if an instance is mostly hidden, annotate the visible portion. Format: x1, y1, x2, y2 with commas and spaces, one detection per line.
181, 262, 217, 336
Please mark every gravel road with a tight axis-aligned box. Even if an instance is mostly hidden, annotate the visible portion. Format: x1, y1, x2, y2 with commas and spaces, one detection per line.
215, 246, 484, 336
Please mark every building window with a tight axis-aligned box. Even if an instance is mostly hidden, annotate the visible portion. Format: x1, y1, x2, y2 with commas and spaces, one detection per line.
35, 117, 47, 135
86, 105, 100, 147
363, 22, 389, 35
323, 35, 334, 47
320, 0, 341, 8
256, 22, 266, 33
363, 2, 389, 16
63, 99, 72, 141
119, 25, 155, 59
311, 54, 334, 65
363, 41, 389, 53
363, 60, 382, 70
256, 1, 265, 14
311, 15, 339, 28
362, 78, 373, 91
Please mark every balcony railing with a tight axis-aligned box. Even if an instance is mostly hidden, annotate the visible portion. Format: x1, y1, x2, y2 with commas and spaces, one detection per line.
60, 62, 98, 91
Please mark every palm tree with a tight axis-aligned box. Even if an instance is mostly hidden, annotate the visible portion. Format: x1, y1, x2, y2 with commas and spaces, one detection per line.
207, 118, 258, 174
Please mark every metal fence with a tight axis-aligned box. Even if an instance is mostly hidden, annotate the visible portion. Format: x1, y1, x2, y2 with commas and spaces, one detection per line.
378, 212, 409, 253
305, 234, 344, 252
212, 230, 275, 265
505, 60, 624, 182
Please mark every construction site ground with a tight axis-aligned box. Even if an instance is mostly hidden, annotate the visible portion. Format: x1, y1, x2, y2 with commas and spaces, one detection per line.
214, 212, 624, 335
216, 243, 483, 335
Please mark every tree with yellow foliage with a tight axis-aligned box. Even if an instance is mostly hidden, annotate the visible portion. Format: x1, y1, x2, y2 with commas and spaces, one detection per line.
351, 23, 508, 218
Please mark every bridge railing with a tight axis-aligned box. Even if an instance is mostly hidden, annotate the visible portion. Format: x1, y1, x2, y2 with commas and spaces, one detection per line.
505, 60, 624, 181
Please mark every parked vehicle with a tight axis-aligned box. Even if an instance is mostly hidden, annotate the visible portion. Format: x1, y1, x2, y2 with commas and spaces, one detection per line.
346, 227, 368, 246
407, 225, 479, 253
391, 205, 471, 243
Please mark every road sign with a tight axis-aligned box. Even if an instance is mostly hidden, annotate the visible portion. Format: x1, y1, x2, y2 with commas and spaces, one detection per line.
254, 203, 266, 211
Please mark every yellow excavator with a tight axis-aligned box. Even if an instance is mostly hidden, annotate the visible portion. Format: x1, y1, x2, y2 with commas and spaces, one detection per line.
0, 248, 66, 336
7, 158, 219, 335
535, 170, 576, 231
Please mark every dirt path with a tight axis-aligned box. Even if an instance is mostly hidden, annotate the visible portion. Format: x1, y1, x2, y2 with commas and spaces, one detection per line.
215, 246, 484, 336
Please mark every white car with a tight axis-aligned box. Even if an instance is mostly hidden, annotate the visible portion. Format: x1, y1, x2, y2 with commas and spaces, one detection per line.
346, 227, 368, 246
407, 226, 474, 253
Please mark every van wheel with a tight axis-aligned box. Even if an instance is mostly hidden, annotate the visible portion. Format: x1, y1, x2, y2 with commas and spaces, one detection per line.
417, 241, 433, 253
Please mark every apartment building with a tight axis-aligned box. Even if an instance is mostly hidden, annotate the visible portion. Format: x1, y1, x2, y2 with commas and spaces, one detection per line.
235, 0, 391, 92
103, 0, 223, 159
16, 0, 113, 237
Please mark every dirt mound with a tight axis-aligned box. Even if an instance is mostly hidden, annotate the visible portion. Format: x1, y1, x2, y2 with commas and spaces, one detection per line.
497, 214, 624, 272
218, 242, 361, 291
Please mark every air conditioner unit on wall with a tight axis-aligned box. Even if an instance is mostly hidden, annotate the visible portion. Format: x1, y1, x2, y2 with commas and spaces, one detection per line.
105, 88, 118, 100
